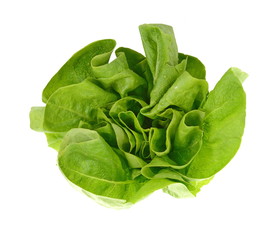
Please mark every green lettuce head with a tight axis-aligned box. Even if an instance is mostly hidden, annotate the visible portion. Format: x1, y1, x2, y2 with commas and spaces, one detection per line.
30, 24, 247, 209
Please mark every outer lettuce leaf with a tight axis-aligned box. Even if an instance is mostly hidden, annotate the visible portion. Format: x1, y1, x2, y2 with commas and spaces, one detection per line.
45, 132, 65, 151
30, 107, 45, 132
58, 128, 176, 208
44, 79, 119, 132
42, 39, 116, 102
186, 68, 247, 178
30, 107, 65, 150
163, 176, 213, 198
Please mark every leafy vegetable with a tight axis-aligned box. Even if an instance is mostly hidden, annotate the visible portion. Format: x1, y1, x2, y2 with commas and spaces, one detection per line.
30, 23, 247, 208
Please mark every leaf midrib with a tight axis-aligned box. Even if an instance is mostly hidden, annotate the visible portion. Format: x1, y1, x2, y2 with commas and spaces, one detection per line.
47, 102, 92, 121
60, 164, 135, 185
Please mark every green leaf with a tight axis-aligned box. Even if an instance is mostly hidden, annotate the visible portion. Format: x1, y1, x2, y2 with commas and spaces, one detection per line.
186, 67, 247, 178
42, 39, 116, 102
143, 71, 208, 118
149, 109, 183, 156
44, 79, 119, 132
169, 110, 205, 166
58, 128, 175, 208
139, 24, 178, 79
179, 53, 206, 79
163, 182, 196, 198
59, 128, 133, 201
115, 47, 153, 98
91, 52, 147, 98
145, 60, 187, 108
45, 132, 65, 151
30, 106, 66, 150
30, 107, 45, 132
115, 47, 146, 73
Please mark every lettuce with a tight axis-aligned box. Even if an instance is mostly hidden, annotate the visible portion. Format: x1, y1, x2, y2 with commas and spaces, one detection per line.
30, 24, 247, 208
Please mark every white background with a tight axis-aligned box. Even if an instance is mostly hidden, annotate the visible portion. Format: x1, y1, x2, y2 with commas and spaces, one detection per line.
1, 0, 280, 239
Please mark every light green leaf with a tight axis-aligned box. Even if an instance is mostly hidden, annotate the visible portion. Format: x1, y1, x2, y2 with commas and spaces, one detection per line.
44, 79, 119, 132
179, 53, 206, 79
30, 107, 45, 132
45, 132, 65, 151
91, 52, 147, 98
139, 24, 178, 79
186, 67, 247, 178
42, 39, 116, 102
115, 47, 153, 99
143, 71, 208, 118
59, 128, 175, 208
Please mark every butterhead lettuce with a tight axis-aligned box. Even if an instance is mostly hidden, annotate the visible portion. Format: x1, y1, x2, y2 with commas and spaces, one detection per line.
30, 24, 247, 208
